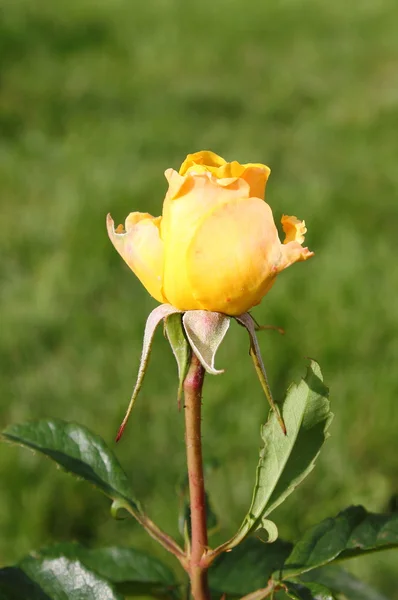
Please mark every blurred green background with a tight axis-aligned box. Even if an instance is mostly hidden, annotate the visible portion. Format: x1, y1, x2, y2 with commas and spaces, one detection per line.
1, 0, 397, 595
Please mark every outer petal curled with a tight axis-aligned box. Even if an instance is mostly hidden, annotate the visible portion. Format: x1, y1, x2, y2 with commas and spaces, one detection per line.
107, 213, 166, 303
186, 197, 282, 315
161, 171, 251, 311
277, 215, 314, 272
281, 214, 307, 244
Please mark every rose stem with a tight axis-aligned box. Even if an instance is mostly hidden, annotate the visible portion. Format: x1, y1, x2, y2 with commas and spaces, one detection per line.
183, 352, 210, 600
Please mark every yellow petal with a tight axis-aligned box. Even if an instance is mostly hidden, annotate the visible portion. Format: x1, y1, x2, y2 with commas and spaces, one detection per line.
281, 214, 307, 244
240, 164, 270, 200
179, 150, 226, 175
179, 151, 270, 199
214, 162, 270, 199
186, 197, 282, 315
277, 242, 314, 271
161, 171, 251, 310
107, 213, 166, 303
277, 214, 314, 272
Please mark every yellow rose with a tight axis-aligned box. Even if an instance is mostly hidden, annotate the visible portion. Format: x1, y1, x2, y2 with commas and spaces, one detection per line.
107, 150, 313, 316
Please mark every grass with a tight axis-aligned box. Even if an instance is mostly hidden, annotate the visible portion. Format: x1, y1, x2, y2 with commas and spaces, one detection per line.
0, 0, 397, 595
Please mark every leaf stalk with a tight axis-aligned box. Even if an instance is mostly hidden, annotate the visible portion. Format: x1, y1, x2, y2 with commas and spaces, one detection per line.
121, 502, 188, 570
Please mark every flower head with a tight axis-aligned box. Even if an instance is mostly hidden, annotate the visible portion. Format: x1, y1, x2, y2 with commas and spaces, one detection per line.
107, 150, 313, 316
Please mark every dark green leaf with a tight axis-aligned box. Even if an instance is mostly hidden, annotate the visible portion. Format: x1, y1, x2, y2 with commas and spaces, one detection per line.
82, 547, 176, 588
0, 543, 179, 600
34, 543, 176, 584
17, 544, 177, 598
209, 538, 292, 596
0, 556, 123, 600
281, 506, 398, 579
233, 361, 332, 543
2, 419, 140, 512
300, 565, 390, 600
283, 581, 335, 600
0, 567, 51, 600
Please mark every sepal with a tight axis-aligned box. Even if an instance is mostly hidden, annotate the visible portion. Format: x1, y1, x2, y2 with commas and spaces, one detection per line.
182, 310, 230, 374
236, 312, 286, 434
164, 313, 191, 409
116, 304, 181, 441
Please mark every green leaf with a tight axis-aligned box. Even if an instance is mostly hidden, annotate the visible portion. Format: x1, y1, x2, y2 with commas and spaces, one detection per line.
182, 310, 230, 375
0, 544, 179, 600
0, 556, 123, 600
2, 419, 140, 513
282, 581, 336, 600
300, 565, 389, 600
256, 518, 279, 544
80, 546, 176, 588
209, 538, 292, 596
233, 361, 332, 544
164, 313, 191, 408
21, 544, 177, 597
281, 505, 398, 579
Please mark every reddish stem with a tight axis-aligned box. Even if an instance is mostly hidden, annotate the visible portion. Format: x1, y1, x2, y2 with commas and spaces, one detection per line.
183, 353, 210, 600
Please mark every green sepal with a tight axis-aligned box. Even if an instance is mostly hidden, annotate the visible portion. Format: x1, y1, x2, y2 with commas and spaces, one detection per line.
236, 312, 286, 434
164, 312, 191, 409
